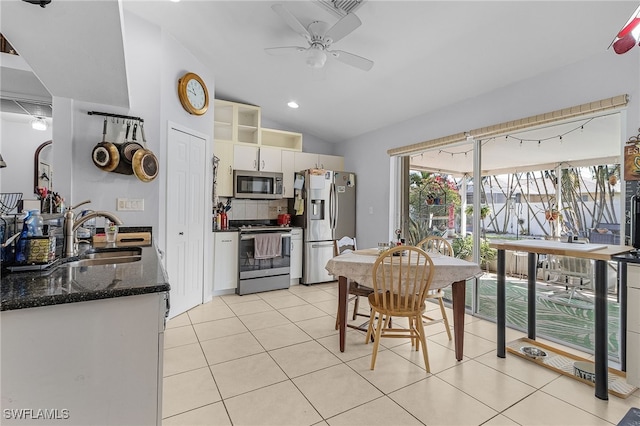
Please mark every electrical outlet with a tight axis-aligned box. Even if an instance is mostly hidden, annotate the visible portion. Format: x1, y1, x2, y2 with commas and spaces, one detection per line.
117, 198, 145, 211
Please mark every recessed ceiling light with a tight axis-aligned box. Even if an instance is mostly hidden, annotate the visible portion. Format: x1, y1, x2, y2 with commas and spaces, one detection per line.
287, 101, 299, 109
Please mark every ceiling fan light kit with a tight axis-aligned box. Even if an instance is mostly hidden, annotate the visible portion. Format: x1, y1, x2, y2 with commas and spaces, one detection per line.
266, 3, 373, 71
306, 47, 327, 68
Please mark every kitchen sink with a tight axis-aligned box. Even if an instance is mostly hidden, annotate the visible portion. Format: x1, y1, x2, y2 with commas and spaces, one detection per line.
64, 256, 141, 267
62, 247, 142, 267
85, 247, 142, 259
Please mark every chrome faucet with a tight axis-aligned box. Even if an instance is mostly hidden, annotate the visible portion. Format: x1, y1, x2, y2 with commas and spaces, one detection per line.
63, 209, 123, 257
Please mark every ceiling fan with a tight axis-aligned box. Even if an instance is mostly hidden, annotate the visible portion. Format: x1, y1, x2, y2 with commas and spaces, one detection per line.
265, 4, 374, 71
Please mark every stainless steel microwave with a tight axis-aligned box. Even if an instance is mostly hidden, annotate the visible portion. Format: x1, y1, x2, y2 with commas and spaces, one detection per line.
233, 170, 283, 199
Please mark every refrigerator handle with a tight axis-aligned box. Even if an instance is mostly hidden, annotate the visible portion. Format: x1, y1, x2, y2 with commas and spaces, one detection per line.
333, 183, 339, 230
329, 182, 336, 231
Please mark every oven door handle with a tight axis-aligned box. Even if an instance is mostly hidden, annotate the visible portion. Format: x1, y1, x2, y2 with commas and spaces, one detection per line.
241, 234, 292, 241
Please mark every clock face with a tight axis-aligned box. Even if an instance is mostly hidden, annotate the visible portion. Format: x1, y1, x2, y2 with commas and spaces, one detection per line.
178, 72, 208, 115
186, 78, 206, 110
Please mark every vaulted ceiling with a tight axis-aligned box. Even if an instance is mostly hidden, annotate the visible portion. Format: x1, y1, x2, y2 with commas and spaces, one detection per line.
1, 0, 636, 157
123, 0, 637, 143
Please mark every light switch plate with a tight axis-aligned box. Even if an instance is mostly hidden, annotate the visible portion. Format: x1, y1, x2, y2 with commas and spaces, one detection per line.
117, 198, 145, 211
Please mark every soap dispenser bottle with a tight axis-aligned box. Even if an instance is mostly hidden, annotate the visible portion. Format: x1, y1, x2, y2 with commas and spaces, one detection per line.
15, 211, 32, 263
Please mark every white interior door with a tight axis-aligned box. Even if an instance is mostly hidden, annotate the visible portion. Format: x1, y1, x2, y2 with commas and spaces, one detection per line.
167, 127, 206, 317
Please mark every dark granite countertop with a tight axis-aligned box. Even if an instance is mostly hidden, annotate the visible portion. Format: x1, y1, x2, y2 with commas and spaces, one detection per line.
1, 242, 170, 312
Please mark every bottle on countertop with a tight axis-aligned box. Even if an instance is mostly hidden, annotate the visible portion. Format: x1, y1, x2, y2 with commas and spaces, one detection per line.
30, 210, 44, 236
15, 211, 33, 263
220, 211, 228, 230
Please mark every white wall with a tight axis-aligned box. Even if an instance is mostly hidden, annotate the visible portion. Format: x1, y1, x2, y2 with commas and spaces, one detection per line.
0, 113, 52, 200
41, 11, 215, 295
46, 11, 214, 231
336, 50, 640, 249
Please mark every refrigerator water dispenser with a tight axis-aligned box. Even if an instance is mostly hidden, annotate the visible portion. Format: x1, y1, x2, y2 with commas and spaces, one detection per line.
310, 199, 324, 220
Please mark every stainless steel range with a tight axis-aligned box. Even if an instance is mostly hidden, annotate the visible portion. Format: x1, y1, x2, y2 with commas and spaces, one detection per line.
234, 221, 292, 295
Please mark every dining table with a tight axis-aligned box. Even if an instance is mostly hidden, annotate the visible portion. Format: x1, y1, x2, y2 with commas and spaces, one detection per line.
325, 248, 482, 361
489, 239, 635, 400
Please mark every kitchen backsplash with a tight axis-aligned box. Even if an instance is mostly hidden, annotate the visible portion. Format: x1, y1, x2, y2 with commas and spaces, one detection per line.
223, 198, 288, 221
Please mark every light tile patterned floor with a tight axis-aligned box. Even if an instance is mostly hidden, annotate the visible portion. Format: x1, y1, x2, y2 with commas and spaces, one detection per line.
162, 281, 639, 425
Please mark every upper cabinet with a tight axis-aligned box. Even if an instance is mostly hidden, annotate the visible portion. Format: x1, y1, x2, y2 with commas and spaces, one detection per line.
261, 128, 302, 151
233, 145, 282, 172
214, 100, 261, 144
258, 146, 282, 172
233, 145, 259, 171
214, 141, 234, 197
294, 152, 344, 171
318, 154, 344, 171
213, 98, 344, 199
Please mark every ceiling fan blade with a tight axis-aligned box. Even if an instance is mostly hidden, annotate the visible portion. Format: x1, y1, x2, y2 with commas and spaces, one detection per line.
271, 4, 310, 39
325, 13, 361, 44
265, 46, 307, 56
328, 50, 373, 71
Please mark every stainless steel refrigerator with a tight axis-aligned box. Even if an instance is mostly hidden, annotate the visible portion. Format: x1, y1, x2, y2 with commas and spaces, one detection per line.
292, 170, 356, 285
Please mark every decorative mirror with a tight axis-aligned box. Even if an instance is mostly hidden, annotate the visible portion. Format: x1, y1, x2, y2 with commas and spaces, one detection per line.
33, 140, 52, 194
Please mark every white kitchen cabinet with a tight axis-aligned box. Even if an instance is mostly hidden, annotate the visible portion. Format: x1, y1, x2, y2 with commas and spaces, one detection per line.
261, 127, 302, 151
234, 145, 282, 173
258, 146, 282, 172
214, 100, 234, 142
213, 231, 239, 293
318, 154, 344, 171
294, 152, 344, 171
290, 228, 302, 283
294, 152, 319, 171
234, 145, 259, 171
281, 150, 296, 198
627, 264, 640, 387
237, 104, 261, 144
1, 292, 167, 425
214, 99, 260, 145
214, 140, 234, 197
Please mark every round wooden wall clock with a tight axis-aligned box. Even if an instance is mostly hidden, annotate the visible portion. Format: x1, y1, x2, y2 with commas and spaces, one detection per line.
177, 72, 209, 115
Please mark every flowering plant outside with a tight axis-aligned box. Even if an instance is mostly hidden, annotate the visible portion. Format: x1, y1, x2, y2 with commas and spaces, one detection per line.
423, 175, 460, 206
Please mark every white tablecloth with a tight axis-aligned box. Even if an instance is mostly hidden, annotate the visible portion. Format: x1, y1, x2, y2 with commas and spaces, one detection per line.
325, 249, 482, 290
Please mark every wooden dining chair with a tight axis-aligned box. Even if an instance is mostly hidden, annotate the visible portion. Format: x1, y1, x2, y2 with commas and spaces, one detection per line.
416, 236, 453, 340
333, 236, 374, 330
365, 245, 434, 371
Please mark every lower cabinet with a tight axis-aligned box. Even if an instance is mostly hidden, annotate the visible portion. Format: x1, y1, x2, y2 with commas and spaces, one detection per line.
628, 264, 640, 387
213, 231, 239, 293
1, 293, 167, 425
